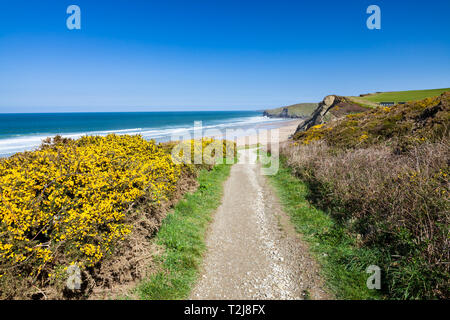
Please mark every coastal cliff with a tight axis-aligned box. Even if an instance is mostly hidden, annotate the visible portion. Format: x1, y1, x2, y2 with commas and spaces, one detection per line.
263, 103, 318, 119
263, 107, 293, 118
293, 95, 368, 135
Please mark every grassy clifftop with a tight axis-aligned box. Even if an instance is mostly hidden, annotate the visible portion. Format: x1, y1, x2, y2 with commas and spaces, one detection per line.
263, 103, 318, 118
353, 88, 450, 105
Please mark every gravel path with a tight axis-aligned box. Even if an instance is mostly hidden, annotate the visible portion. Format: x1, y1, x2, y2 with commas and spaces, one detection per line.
190, 148, 330, 300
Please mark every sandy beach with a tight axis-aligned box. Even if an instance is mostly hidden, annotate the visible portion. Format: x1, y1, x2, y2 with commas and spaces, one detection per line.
235, 119, 302, 146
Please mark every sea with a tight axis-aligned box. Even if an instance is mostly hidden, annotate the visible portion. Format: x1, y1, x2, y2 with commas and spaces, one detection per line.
0, 111, 289, 157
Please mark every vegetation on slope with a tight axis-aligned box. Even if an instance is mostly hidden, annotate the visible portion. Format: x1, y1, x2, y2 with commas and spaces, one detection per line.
0, 135, 235, 299
294, 93, 449, 149
264, 103, 318, 118
135, 162, 232, 299
285, 92, 449, 299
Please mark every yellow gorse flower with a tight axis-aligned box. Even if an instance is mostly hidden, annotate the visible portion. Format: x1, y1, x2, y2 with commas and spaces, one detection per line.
0, 134, 234, 277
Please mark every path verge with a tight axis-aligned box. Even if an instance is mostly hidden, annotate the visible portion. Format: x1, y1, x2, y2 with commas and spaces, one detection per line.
266, 155, 381, 299
134, 163, 232, 299
190, 148, 329, 299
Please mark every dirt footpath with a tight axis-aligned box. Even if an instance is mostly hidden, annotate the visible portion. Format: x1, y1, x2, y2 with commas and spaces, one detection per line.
190, 148, 330, 300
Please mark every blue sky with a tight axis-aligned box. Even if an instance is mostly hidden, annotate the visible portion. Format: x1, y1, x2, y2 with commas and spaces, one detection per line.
0, 0, 449, 112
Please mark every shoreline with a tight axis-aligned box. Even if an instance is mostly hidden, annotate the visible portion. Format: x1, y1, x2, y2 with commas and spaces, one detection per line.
0, 117, 301, 158
173, 119, 302, 147
234, 119, 302, 146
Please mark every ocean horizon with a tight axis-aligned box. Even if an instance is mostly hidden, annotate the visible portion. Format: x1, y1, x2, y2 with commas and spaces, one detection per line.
0, 111, 288, 157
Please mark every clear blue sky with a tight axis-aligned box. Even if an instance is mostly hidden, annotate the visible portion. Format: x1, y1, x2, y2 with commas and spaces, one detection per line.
0, 0, 449, 112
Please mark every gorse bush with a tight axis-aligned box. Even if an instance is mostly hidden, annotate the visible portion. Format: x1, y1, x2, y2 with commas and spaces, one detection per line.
285, 92, 449, 299
0, 134, 235, 298
165, 137, 236, 165
0, 135, 180, 276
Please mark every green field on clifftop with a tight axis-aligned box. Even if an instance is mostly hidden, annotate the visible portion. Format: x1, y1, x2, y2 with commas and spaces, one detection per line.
359, 88, 450, 104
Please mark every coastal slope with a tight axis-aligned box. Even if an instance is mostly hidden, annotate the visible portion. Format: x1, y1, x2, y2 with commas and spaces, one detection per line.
282, 91, 449, 299
263, 103, 317, 119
